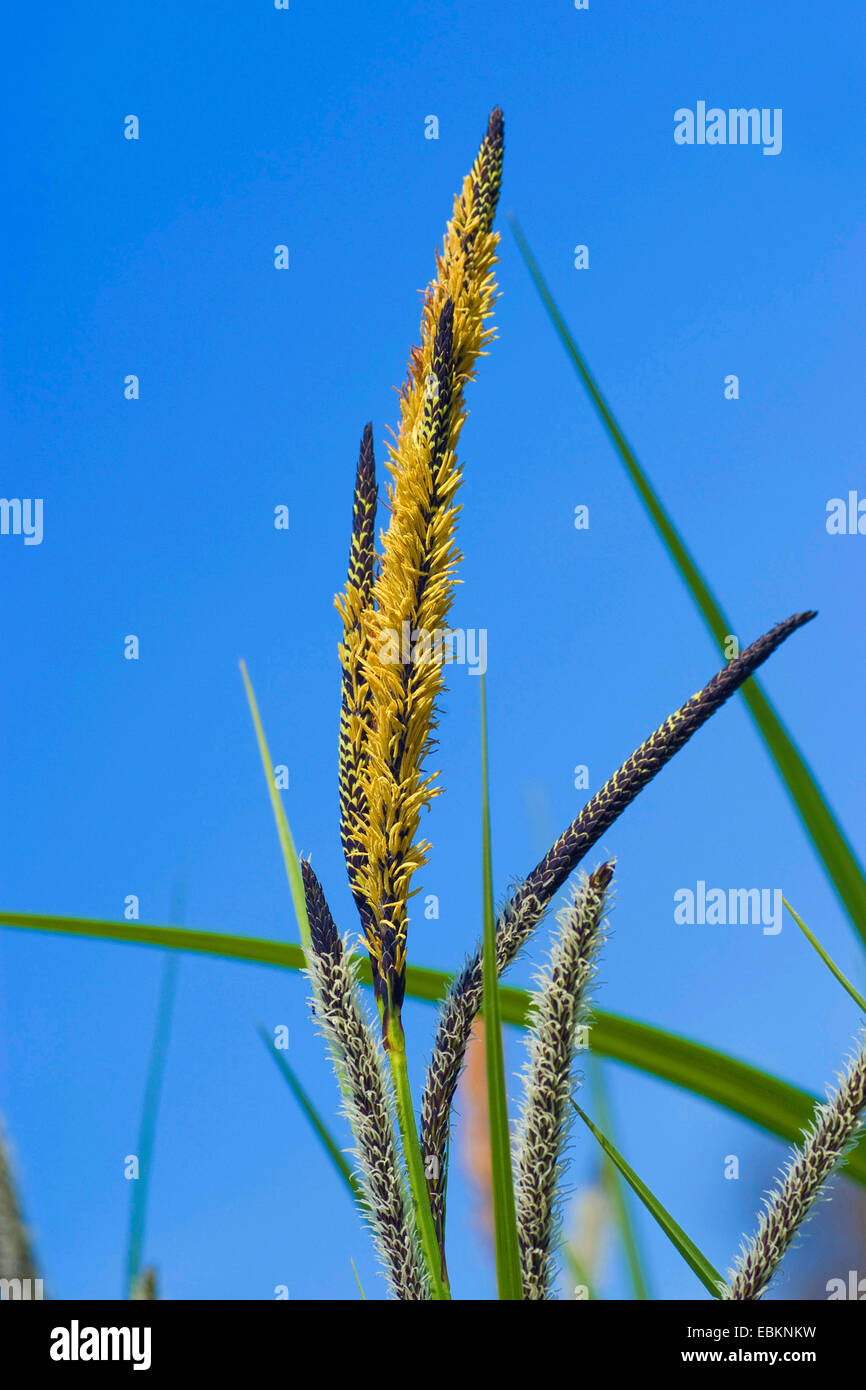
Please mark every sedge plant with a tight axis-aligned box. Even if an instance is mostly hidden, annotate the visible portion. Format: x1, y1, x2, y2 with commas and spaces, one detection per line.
5, 108, 866, 1303
289, 110, 851, 1299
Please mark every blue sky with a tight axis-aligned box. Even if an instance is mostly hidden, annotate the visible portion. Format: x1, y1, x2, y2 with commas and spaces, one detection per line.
2, 0, 865, 1299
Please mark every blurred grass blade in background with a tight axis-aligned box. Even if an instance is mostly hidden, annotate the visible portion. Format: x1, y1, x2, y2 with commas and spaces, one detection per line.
480, 677, 523, 1299
4, 910, 866, 1185
573, 1101, 723, 1299
126, 903, 181, 1299
509, 216, 866, 954
130, 1268, 157, 1300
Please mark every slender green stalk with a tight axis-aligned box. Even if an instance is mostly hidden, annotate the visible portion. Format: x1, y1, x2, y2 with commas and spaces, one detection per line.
239, 660, 311, 953
783, 897, 866, 1014
385, 1023, 450, 1300
480, 676, 523, 1300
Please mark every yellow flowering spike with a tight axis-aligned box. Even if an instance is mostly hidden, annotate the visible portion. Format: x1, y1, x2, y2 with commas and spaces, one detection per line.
357, 109, 504, 1025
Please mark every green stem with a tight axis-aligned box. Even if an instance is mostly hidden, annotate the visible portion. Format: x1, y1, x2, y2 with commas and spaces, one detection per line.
386, 1020, 451, 1300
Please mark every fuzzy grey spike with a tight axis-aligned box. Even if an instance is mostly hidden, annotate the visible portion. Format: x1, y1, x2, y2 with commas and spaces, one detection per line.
0, 1117, 39, 1293
514, 863, 613, 1299
723, 1029, 866, 1300
421, 613, 814, 1252
305, 914, 428, 1300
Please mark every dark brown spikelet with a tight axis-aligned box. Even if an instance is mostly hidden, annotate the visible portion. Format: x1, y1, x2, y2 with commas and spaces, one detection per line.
522, 611, 816, 911
420, 611, 816, 1250
301, 858, 340, 960
465, 107, 504, 254
336, 424, 378, 943
356, 300, 459, 1036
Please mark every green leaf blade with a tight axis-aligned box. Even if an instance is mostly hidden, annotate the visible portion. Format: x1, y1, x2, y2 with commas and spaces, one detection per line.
587, 1056, 650, 1300
573, 1101, 724, 1298
5, 910, 865, 1186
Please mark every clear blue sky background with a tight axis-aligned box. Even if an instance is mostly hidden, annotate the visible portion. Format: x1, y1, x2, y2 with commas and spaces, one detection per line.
2, 1, 865, 1300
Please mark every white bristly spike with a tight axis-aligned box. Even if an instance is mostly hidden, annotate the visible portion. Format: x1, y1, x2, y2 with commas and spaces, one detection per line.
513, 864, 614, 1299
724, 1028, 866, 1300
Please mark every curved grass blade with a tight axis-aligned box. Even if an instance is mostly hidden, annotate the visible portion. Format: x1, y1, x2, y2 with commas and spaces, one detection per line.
572, 1101, 723, 1299
588, 1055, 649, 1300
480, 677, 523, 1299
255, 1024, 364, 1211
239, 660, 311, 953
509, 216, 866, 954
4, 909, 866, 1186
783, 898, 866, 1014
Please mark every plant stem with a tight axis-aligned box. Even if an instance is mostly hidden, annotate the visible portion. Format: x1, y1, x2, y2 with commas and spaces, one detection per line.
386, 1020, 451, 1300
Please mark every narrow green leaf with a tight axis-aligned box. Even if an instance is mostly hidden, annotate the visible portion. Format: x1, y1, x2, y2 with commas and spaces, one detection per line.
572, 1101, 724, 1299
4, 909, 866, 1185
350, 1258, 366, 1300
509, 216, 866, 955
239, 660, 311, 953
783, 898, 866, 1014
480, 676, 523, 1300
256, 1024, 364, 1211
588, 1055, 650, 1300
